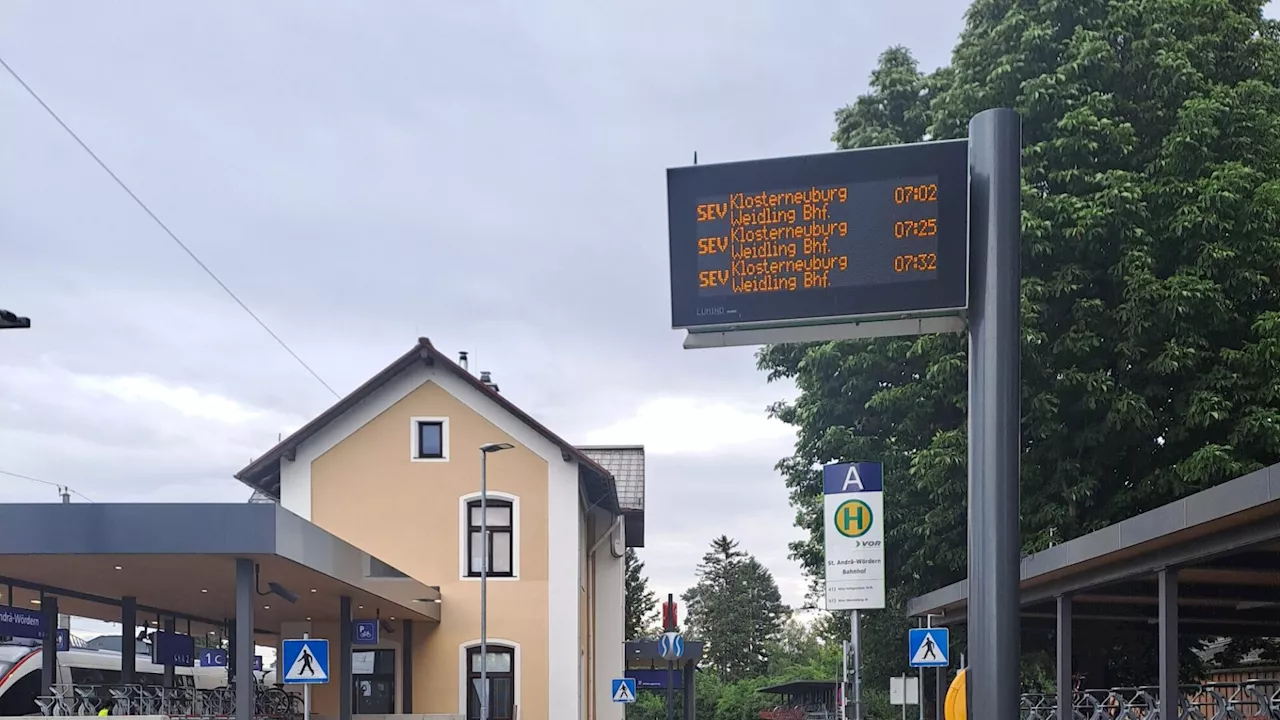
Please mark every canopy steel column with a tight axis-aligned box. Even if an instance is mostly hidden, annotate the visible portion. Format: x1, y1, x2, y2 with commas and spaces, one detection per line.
40, 594, 58, 698
1158, 569, 1179, 719
163, 616, 176, 687
683, 661, 696, 720
235, 559, 255, 720
340, 595, 353, 720
228, 619, 238, 684
401, 620, 413, 713
1056, 595, 1072, 720
121, 597, 137, 684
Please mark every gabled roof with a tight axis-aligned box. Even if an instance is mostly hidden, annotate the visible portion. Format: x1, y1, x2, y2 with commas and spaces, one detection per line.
577, 446, 645, 512
236, 337, 618, 513
578, 445, 646, 547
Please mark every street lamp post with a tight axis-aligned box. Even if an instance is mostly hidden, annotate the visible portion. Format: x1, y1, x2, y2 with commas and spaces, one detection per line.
478, 442, 514, 720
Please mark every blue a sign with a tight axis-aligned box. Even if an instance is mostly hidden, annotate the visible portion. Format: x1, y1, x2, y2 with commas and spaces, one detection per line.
199, 648, 227, 667
151, 631, 195, 667
56, 629, 69, 653
281, 639, 329, 685
908, 628, 949, 668
353, 620, 378, 645
627, 669, 683, 690
255, 655, 264, 672
0, 607, 46, 640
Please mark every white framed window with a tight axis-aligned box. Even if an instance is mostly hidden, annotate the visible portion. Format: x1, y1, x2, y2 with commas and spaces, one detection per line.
410, 416, 450, 462
458, 492, 520, 581
458, 639, 521, 720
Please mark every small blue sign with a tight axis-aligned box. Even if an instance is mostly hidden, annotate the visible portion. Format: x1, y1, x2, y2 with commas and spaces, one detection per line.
353, 620, 378, 645
823, 462, 884, 495
254, 655, 264, 672
626, 669, 684, 690
281, 638, 329, 685
151, 631, 195, 667
908, 628, 949, 668
199, 648, 227, 667
0, 607, 46, 640
611, 678, 637, 703
657, 632, 684, 660
56, 629, 69, 652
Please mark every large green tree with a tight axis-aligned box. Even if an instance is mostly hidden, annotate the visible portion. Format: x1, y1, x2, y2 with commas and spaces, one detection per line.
760, 0, 1280, 689
683, 536, 788, 683
625, 548, 659, 640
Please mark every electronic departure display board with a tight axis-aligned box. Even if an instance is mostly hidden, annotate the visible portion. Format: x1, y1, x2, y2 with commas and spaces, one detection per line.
667, 139, 969, 331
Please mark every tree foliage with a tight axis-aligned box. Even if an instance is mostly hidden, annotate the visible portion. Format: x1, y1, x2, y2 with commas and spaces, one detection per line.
625, 548, 659, 641
759, 0, 1280, 689
683, 536, 788, 683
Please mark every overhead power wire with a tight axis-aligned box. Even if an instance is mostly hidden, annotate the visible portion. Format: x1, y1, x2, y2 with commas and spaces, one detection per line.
0, 54, 340, 399
0, 469, 94, 502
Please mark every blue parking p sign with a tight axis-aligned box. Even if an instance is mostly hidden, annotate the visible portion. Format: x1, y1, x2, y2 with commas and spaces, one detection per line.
353, 620, 378, 645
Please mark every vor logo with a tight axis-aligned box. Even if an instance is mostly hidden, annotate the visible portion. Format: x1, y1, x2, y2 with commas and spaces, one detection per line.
834, 499, 873, 538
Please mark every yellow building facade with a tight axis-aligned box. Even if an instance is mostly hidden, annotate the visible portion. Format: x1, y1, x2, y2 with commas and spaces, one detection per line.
238, 339, 645, 720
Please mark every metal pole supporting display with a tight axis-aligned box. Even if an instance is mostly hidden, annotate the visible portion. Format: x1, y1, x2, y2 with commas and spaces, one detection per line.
842, 640, 849, 720
966, 108, 1023, 720
851, 610, 862, 720
666, 659, 674, 720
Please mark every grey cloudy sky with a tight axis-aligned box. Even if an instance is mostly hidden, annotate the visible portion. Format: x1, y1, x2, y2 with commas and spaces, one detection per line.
4, 0, 986, 640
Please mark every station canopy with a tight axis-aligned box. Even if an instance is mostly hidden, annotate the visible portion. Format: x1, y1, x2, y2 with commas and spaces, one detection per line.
0, 502, 441, 642
906, 461, 1280, 637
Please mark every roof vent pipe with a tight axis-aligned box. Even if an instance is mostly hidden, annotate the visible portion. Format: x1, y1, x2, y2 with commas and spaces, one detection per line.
458, 351, 469, 372
480, 371, 499, 394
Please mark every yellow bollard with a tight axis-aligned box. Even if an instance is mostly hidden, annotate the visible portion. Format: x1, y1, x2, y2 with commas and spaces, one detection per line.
945, 668, 967, 720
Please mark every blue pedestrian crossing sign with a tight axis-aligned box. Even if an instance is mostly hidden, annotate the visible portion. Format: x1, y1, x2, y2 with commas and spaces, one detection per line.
281, 638, 330, 684
908, 628, 948, 667
611, 678, 637, 703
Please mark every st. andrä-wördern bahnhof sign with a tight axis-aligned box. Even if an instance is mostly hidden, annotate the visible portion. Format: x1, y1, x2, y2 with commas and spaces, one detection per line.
667, 140, 969, 331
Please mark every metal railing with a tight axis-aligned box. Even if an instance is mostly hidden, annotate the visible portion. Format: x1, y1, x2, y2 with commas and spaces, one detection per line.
1019, 680, 1280, 720
36, 681, 302, 718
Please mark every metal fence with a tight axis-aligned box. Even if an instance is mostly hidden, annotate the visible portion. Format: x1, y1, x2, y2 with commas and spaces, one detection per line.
1020, 680, 1280, 720
36, 682, 302, 718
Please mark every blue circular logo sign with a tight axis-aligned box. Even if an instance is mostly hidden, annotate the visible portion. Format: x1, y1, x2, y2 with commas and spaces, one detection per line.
658, 632, 684, 660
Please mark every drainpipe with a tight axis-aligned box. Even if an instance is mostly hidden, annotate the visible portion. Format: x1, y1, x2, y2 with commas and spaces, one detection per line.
587, 516, 623, 719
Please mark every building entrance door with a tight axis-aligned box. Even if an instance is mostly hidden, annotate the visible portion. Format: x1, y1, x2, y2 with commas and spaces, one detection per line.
351, 649, 396, 715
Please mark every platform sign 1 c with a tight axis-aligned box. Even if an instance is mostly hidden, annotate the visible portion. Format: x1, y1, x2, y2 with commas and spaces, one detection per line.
908, 627, 949, 668
611, 678, 638, 703
281, 638, 329, 684
823, 462, 886, 611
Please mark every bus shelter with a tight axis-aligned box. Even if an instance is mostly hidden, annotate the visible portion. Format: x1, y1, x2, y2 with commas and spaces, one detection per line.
0, 502, 440, 720
756, 680, 840, 720
624, 639, 703, 719
906, 460, 1280, 720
